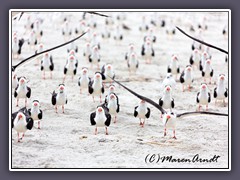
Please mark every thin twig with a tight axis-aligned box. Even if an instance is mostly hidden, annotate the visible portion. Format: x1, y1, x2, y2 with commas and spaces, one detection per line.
176, 26, 228, 54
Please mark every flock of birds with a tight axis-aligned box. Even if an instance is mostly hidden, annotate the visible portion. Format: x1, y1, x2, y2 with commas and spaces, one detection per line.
11, 12, 228, 143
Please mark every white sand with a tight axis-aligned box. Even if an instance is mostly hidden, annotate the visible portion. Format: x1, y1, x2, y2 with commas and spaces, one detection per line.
11, 11, 229, 169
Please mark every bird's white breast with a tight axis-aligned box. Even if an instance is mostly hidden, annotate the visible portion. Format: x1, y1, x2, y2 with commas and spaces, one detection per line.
80, 75, 89, 88
14, 118, 27, 133
16, 85, 28, 98
198, 90, 208, 105
137, 104, 147, 119
56, 92, 67, 105
95, 113, 107, 127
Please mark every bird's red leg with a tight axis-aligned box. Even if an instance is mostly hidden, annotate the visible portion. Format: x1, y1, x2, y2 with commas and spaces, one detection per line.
21, 133, 25, 140
38, 121, 41, 129
17, 133, 20, 142
164, 127, 167, 136
114, 116, 117, 123
206, 105, 208, 111
95, 127, 97, 135
173, 130, 177, 139
209, 78, 212, 84
105, 127, 109, 135
42, 71, 46, 80
63, 75, 66, 83
55, 106, 58, 113
142, 119, 145, 128
182, 85, 184, 92
139, 118, 142, 125
223, 100, 226, 107
188, 85, 191, 92
62, 105, 65, 113
198, 105, 201, 111
16, 99, 19, 107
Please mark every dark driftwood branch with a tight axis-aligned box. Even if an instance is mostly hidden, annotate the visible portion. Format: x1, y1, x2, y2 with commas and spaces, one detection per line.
12, 32, 87, 71
176, 26, 228, 54
177, 111, 228, 118
110, 77, 167, 114
86, 12, 109, 18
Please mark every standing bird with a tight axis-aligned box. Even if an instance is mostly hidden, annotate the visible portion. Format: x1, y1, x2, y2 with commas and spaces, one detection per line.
83, 42, 91, 61
113, 25, 123, 42
24, 15, 33, 34
14, 77, 31, 107
159, 85, 175, 116
105, 17, 114, 26
198, 16, 208, 30
167, 55, 180, 79
162, 112, 177, 139
28, 30, 37, 50
202, 59, 214, 84
139, 16, 149, 32
75, 20, 86, 35
63, 55, 78, 82
78, 67, 91, 94
161, 73, 176, 90
41, 52, 54, 79
51, 84, 68, 113
213, 74, 228, 106
12, 35, 24, 59
166, 20, 176, 37
134, 100, 151, 128
106, 93, 120, 123
199, 51, 209, 71
141, 39, 155, 64
67, 42, 78, 53
88, 14, 97, 29
89, 46, 101, 69
127, 53, 139, 74
144, 28, 156, 43
180, 65, 194, 92
191, 29, 203, 51
12, 72, 19, 89
196, 83, 211, 111
12, 107, 34, 142
125, 43, 135, 61
101, 64, 115, 83
33, 19, 43, 43
104, 84, 117, 104
35, 43, 44, 65
28, 100, 43, 129
91, 32, 101, 50
90, 106, 111, 135
189, 48, 201, 70
62, 21, 72, 42
101, 25, 111, 39
88, 72, 105, 103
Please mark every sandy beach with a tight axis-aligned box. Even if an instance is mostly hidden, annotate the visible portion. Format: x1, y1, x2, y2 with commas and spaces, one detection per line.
11, 11, 229, 169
